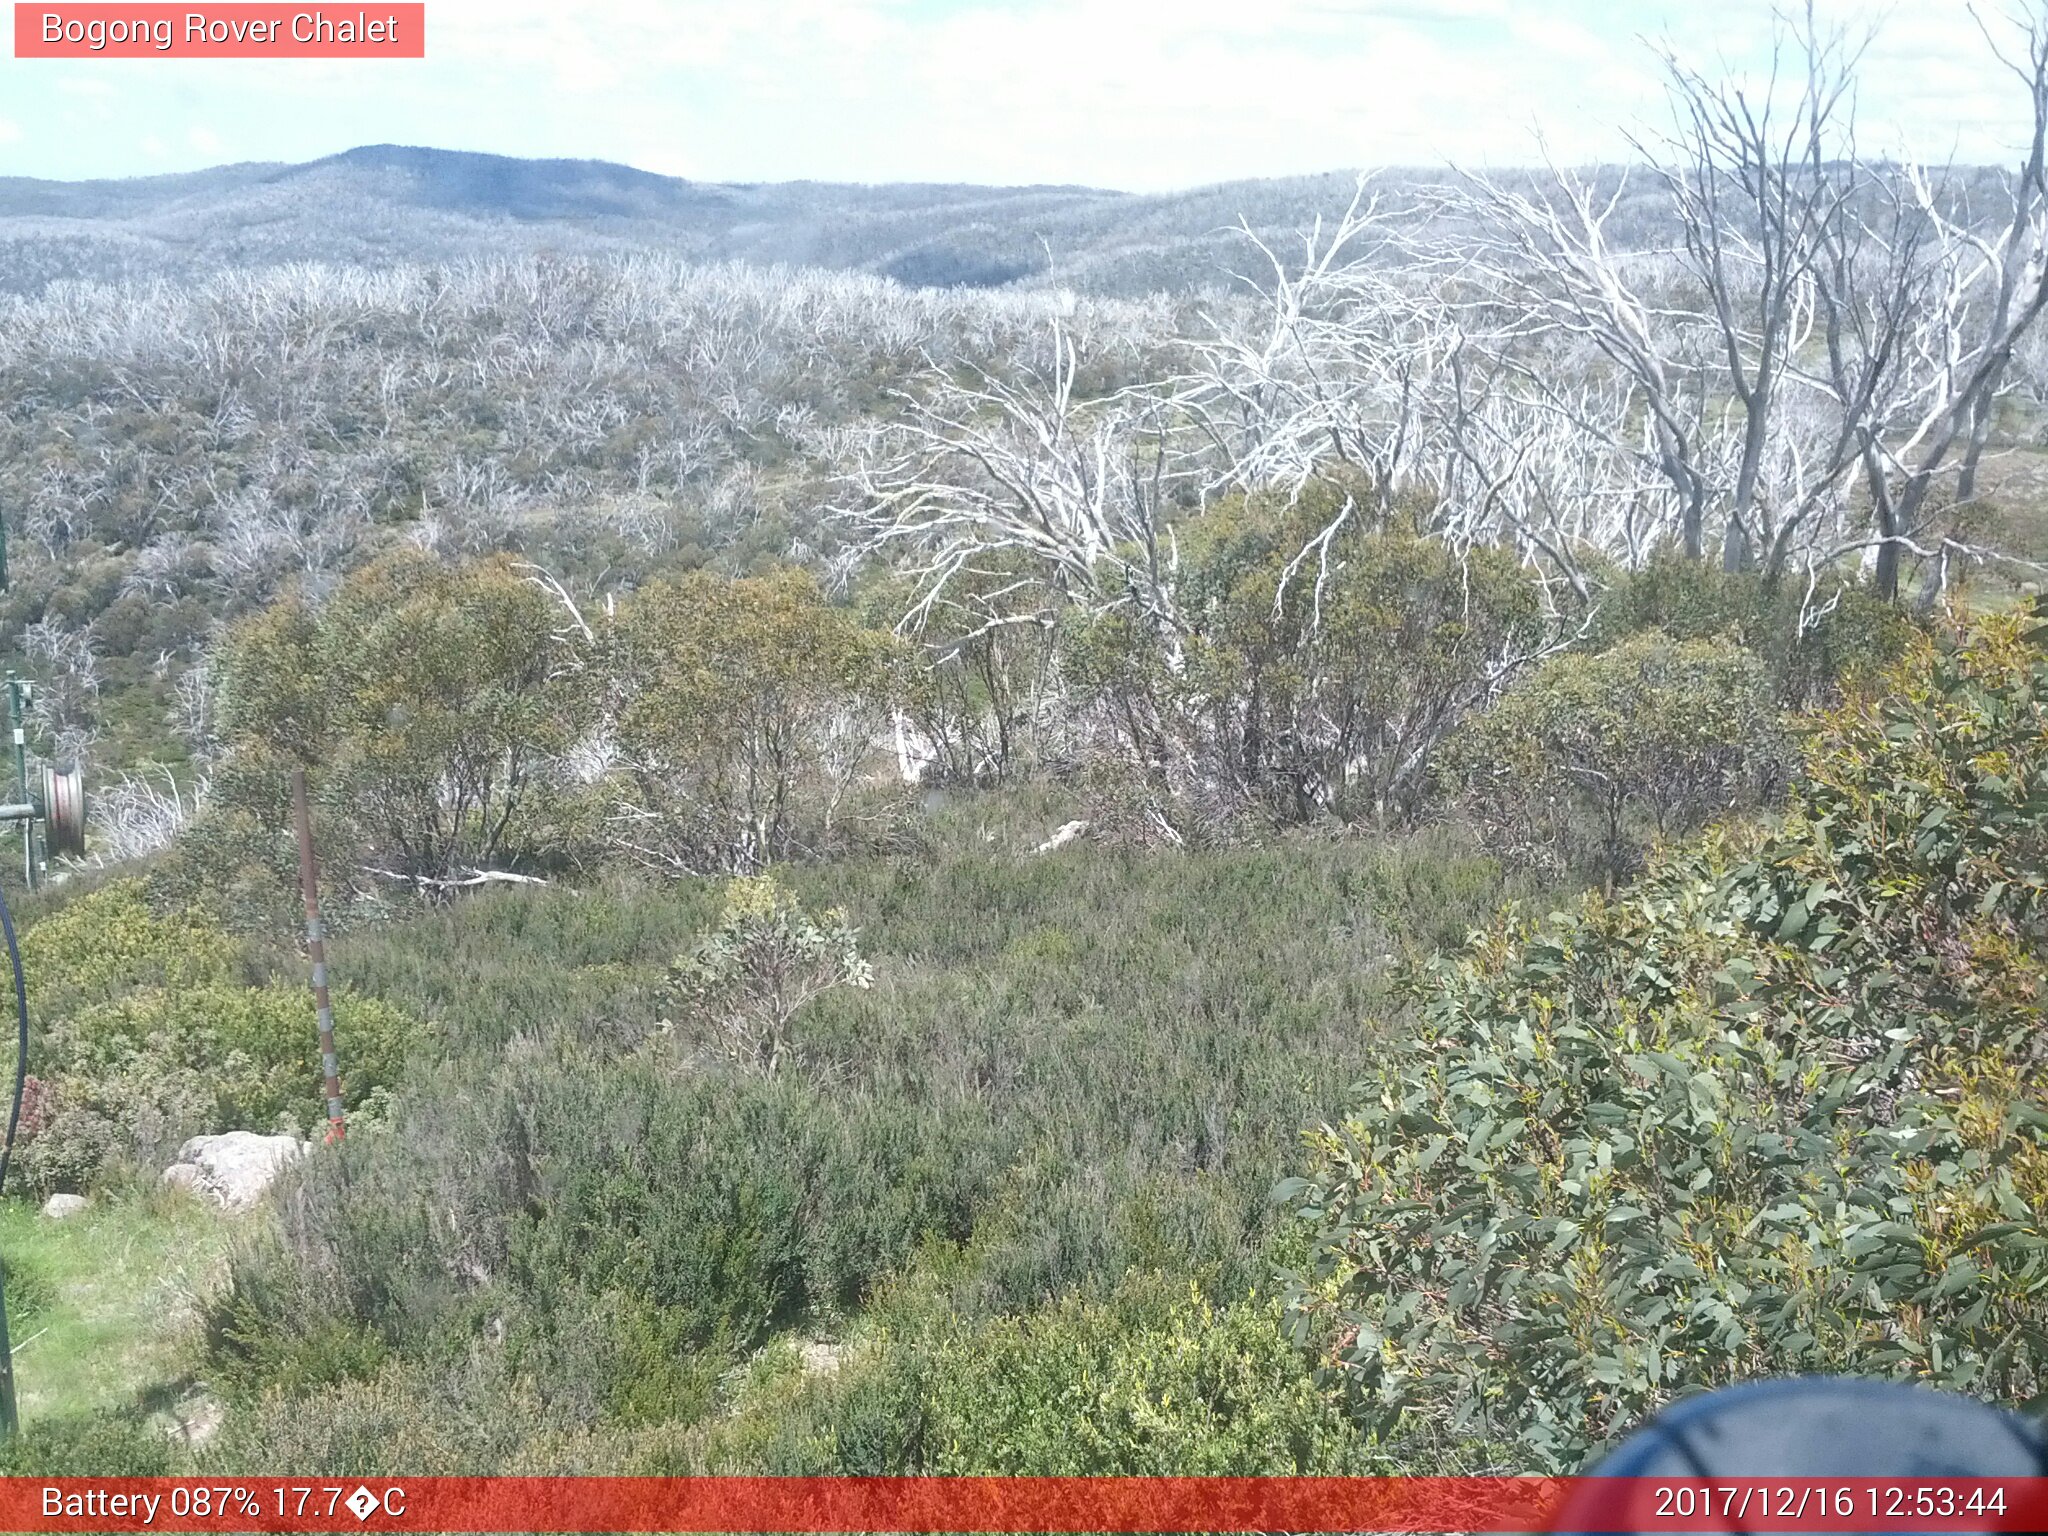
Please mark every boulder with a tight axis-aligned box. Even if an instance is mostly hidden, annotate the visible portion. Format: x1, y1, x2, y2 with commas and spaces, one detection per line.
161, 1131, 309, 1211
39, 1193, 87, 1220
161, 1163, 203, 1195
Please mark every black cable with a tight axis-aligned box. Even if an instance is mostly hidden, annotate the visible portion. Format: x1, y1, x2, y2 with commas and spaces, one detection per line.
0, 879, 29, 1200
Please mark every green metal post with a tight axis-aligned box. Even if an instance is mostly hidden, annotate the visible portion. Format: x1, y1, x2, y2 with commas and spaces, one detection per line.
0, 1258, 16, 1437
4, 679, 26, 895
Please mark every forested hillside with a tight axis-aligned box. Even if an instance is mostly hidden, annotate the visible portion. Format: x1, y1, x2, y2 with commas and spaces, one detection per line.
1, 8, 2046, 1480
0, 149, 1437, 296
14, 145, 2009, 299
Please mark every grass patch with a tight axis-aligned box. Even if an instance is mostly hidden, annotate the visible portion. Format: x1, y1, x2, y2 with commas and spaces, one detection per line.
0, 1187, 233, 1429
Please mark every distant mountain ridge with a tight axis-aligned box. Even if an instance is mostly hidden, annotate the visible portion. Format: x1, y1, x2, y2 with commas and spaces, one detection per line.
0, 143, 1393, 295
0, 144, 2020, 300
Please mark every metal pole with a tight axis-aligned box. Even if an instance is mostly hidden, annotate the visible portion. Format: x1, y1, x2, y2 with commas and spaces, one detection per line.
291, 770, 345, 1144
6, 679, 27, 894
0, 864, 31, 1439
0, 1259, 16, 1438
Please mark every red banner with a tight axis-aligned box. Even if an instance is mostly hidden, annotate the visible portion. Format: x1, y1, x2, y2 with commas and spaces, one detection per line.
4, 1476, 2048, 1533
13, 4, 424, 58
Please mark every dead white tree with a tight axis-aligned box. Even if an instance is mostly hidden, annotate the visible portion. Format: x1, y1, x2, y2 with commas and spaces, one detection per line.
19, 617, 100, 764
1454, 2, 2048, 600
1455, 162, 1724, 565
1168, 179, 1454, 506
841, 319, 1183, 640
1836, 9, 2048, 603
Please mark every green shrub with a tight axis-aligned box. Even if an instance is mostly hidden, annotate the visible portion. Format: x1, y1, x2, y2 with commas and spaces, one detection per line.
201, 820, 1529, 1460
22, 880, 241, 1015
142, 804, 309, 944
202, 1085, 514, 1396
605, 567, 903, 873
18, 1053, 209, 1196
1284, 613, 2048, 1471
201, 1348, 617, 1476
208, 1312, 392, 1401
504, 1284, 725, 1431
1065, 489, 1551, 832
208, 1041, 994, 1394
662, 876, 873, 1076
1444, 631, 1787, 888
673, 1271, 1381, 1477
914, 1273, 1380, 1474
67, 983, 413, 1129
16, 882, 419, 1193
297, 870, 712, 1057
513, 1060, 990, 1347
1590, 553, 1917, 710
0, 1411, 174, 1476
214, 551, 593, 883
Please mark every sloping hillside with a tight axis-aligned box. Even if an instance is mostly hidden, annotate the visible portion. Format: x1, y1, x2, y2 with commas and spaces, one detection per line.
0, 145, 1440, 294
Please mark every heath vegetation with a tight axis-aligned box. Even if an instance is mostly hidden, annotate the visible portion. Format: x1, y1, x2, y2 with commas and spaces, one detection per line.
1, 4, 2047, 1479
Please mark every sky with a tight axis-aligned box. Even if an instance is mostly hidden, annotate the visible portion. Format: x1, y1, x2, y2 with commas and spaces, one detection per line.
0, 0, 2039, 191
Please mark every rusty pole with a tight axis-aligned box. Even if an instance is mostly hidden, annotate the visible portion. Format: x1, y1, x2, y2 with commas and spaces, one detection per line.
291, 769, 345, 1144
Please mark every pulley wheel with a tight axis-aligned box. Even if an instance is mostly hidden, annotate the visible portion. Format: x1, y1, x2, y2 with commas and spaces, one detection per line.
41, 763, 85, 858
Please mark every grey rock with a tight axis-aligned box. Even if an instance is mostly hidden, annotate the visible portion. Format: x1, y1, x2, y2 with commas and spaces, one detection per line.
161, 1131, 309, 1210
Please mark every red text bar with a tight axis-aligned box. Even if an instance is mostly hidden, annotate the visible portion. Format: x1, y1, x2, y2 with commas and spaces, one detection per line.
13, 4, 424, 58
5, 1477, 2048, 1533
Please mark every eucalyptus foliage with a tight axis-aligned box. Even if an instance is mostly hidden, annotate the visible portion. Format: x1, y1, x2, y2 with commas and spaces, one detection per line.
1282, 611, 2048, 1470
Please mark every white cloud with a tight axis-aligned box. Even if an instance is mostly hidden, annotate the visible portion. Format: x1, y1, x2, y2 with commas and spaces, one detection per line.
0, 0, 2037, 189
0, 118, 21, 147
